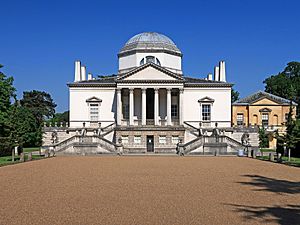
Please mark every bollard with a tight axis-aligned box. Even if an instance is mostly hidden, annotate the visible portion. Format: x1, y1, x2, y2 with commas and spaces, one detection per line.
252, 150, 256, 159
247, 149, 252, 158
20, 153, 25, 162
44, 149, 49, 158
269, 152, 275, 162
28, 152, 32, 161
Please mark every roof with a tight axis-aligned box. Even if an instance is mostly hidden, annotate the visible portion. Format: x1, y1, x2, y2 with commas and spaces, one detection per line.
118, 32, 182, 57
233, 90, 298, 106
68, 64, 232, 88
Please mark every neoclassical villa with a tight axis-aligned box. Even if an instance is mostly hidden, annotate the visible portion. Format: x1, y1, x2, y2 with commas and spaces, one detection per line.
43, 32, 258, 155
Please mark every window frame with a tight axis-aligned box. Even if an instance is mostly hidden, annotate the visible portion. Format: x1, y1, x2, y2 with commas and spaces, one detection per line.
134, 135, 141, 144
237, 113, 244, 126
159, 136, 166, 144
201, 104, 211, 121
262, 113, 269, 127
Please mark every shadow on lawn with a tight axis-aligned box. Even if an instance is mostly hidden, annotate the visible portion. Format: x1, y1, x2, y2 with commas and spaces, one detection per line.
227, 204, 300, 225
238, 175, 300, 194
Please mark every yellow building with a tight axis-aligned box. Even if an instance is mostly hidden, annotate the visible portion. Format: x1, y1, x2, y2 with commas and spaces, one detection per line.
232, 91, 297, 149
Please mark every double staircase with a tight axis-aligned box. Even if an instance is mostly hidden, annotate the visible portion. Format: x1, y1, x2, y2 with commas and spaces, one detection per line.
44, 123, 118, 155
182, 122, 246, 155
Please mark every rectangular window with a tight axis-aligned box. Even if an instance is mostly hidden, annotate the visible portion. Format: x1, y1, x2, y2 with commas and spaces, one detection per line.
90, 103, 99, 121
171, 104, 178, 118
262, 113, 269, 127
159, 136, 166, 144
122, 136, 128, 144
202, 104, 211, 121
123, 104, 129, 119
237, 113, 244, 126
172, 136, 179, 144
134, 136, 141, 144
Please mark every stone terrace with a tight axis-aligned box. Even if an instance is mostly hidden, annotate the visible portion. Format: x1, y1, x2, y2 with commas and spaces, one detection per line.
0, 157, 299, 225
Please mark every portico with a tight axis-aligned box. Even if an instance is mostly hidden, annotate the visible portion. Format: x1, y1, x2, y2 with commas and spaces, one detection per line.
116, 86, 184, 127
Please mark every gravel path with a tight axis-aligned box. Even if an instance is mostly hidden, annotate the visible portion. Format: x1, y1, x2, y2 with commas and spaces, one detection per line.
0, 156, 299, 225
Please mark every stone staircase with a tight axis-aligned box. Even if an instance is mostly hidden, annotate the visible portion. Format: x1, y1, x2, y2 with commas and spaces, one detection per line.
181, 129, 246, 155
43, 135, 118, 155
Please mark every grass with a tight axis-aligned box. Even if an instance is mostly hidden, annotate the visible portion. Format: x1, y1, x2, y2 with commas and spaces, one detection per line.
260, 148, 276, 152
257, 154, 300, 167
282, 156, 300, 167
0, 154, 44, 167
23, 147, 40, 153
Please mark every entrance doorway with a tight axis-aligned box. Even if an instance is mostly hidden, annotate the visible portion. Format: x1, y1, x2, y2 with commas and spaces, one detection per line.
147, 135, 154, 152
146, 89, 154, 120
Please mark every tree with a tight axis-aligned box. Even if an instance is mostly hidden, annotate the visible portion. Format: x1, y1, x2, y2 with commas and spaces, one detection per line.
231, 88, 240, 103
49, 111, 69, 126
20, 90, 57, 125
0, 64, 16, 156
275, 103, 300, 160
9, 103, 41, 147
259, 127, 269, 148
264, 61, 300, 116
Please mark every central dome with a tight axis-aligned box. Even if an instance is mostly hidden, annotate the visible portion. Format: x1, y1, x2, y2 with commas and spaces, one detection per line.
119, 32, 182, 57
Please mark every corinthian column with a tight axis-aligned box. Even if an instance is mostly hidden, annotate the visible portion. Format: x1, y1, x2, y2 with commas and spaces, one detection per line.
129, 88, 134, 126
167, 88, 172, 126
154, 88, 159, 126
142, 88, 146, 125
117, 88, 122, 126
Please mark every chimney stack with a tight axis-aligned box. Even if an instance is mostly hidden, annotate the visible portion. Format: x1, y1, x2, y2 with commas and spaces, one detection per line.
207, 73, 213, 80
214, 66, 220, 81
88, 73, 93, 80
74, 61, 81, 82
219, 61, 226, 82
80, 65, 86, 81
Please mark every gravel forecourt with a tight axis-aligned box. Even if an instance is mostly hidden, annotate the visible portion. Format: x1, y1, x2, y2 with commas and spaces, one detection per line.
0, 156, 299, 225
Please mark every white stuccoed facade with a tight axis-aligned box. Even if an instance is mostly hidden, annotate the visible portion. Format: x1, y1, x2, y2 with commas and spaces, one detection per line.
43, 32, 258, 155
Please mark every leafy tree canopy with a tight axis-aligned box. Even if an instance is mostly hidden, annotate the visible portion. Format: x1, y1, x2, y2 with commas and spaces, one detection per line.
0, 64, 16, 137
20, 90, 57, 125
264, 61, 300, 116
231, 88, 240, 103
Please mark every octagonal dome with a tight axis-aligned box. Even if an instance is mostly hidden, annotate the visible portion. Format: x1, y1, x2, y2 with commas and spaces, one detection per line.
118, 32, 182, 57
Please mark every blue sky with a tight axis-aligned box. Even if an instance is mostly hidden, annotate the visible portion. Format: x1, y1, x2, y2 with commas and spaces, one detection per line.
1, 0, 300, 112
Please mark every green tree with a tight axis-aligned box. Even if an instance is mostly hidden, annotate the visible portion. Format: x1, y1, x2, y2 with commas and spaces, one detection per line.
259, 127, 269, 148
9, 104, 41, 147
264, 61, 300, 116
0, 64, 16, 156
20, 90, 57, 125
231, 88, 240, 103
49, 110, 69, 126
275, 103, 300, 159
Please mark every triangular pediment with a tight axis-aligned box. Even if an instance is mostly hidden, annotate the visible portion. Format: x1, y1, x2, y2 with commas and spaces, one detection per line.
86, 96, 102, 102
252, 98, 279, 105
117, 63, 183, 81
235, 91, 296, 106
198, 96, 215, 103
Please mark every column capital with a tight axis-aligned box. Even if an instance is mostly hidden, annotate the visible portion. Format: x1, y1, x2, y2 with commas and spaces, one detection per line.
116, 88, 122, 93
154, 88, 159, 93
166, 88, 172, 92
141, 87, 147, 93
129, 88, 134, 93
179, 88, 184, 94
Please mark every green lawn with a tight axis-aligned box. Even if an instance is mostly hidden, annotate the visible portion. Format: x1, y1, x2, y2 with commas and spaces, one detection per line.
260, 148, 276, 152
257, 154, 300, 167
23, 147, 40, 153
0, 154, 44, 167
282, 156, 300, 167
